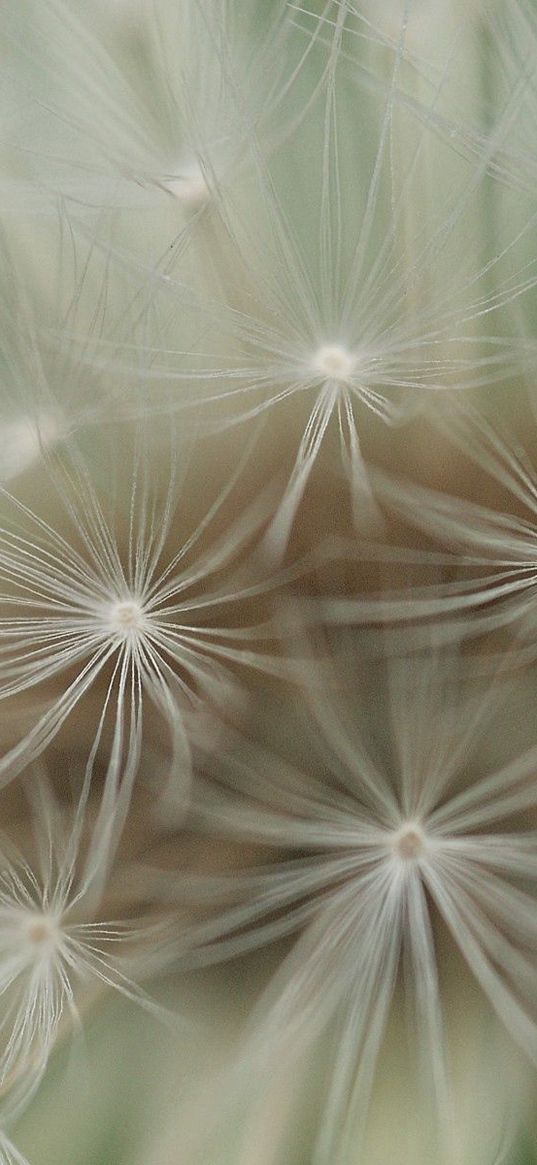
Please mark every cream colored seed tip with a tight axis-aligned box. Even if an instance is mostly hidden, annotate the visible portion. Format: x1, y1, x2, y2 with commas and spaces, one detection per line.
106, 598, 147, 635
25, 914, 61, 951
311, 344, 355, 382
391, 821, 427, 862
163, 164, 210, 205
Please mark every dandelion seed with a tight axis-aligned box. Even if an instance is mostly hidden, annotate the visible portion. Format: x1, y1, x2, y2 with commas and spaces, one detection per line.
0, 229, 142, 455
85, 0, 537, 560
179, 637, 537, 1162
0, 772, 173, 1119
0, 0, 303, 217
0, 432, 283, 817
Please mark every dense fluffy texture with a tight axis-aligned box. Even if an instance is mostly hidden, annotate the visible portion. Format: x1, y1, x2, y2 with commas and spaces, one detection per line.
0, 3, 536, 1164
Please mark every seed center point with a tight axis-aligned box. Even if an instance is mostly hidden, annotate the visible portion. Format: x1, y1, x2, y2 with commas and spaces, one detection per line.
392, 822, 426, 862
311, 344, 355, 382
107, 598, 146, 635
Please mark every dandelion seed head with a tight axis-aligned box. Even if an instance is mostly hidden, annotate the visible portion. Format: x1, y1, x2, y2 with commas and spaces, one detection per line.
310, 344, 355, 383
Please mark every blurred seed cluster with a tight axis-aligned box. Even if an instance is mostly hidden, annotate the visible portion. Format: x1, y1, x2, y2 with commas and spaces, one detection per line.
0, 2, 536, 1163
